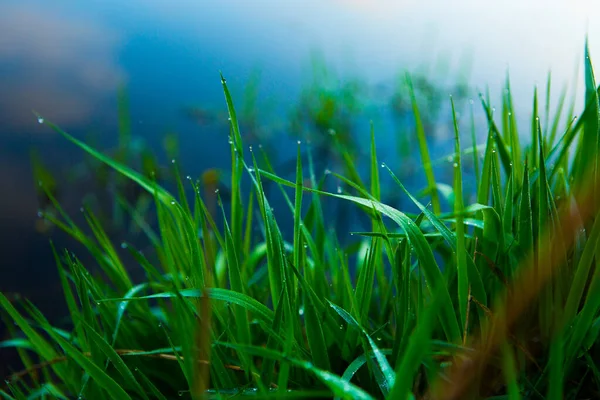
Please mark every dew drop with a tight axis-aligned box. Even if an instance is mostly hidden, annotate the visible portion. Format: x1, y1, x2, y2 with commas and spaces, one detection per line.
171, 159, 176, 164
247, 167, 255, 172
453, 162, 458, 168
297, 140, 301, 145
37, 116, 44, 124
186, 175, 191, 180
249, 145, 253, 152
170, 201, 176, 205
121, 242, 127, 249
214, 189, 219, 194
337, 186, 342, 194
447, 156, 453, 162
324, 169, 331, 175
37, 210, 43, 218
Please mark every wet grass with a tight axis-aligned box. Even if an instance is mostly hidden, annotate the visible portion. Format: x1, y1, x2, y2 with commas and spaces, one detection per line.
2, 41, 600, 399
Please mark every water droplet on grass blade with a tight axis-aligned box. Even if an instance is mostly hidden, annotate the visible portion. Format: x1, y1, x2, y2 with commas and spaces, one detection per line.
37, 116, 44, 124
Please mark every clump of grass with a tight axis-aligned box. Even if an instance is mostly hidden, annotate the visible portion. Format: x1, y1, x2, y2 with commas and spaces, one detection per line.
3, 41, 600, 399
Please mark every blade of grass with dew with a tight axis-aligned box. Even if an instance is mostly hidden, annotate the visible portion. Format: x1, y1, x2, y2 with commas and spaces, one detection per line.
221, 74, 246, 265
260, 287, 285, 389
479, 94, 513, 175
387, 277, 445, 399
134, 369, 168, 400
470, 98, 481, 184
531, 86, 539, 167
303, 286, 332, 372
406, 72, 441, 214
29, 313, 131, 399
518, 164, 533, 260
216, 342, 376, 400
259, 170, 461, 342
451, 96, 469, 336
218, 195, 252, 351
79, 319, 148, 399
103, 287, 274, 324
246, 153, 285, 312
293, 141, 303, 298
53, 243, 88, 354
380, 164, 487, 322
574, 39, 599, 200
537, 119, 553, 339
0, 296, 73, 391
565, 250, 600, 369
328, 300, 395, 397
544, 71, 552, 142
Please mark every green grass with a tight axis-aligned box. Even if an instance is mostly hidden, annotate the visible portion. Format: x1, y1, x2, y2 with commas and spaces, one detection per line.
3, 41, 600, 399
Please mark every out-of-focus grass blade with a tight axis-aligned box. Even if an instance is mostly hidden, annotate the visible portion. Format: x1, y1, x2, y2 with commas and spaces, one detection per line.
500, 343, 522, 400
406, 72, 441, 214
547, 327, 564, 400
41, 119, 174, 206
